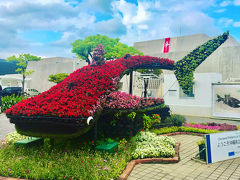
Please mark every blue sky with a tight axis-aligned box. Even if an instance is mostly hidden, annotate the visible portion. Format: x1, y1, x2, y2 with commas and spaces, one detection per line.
0, 0, 240, 58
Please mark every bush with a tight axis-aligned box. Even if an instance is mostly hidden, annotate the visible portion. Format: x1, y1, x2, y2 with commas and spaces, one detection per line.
5, 131, 28, 144
142, 114, 161, 130
197, 138, 205, 146
151, 126, 220, 135
1, 95, 27, 113
165, 114, 186, 126
132, 131, 176, 159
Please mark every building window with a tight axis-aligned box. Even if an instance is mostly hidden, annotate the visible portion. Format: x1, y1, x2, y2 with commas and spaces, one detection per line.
179, 84, 195, 98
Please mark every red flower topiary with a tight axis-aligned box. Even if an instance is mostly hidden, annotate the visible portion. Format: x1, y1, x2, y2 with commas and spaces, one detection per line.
6, 56, 175, 118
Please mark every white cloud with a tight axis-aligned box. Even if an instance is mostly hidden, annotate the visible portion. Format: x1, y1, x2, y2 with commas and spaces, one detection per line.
220, 1, 231, 7
0, 0, 224, 58
218, 18, 233, 27
113, 0, 220, 45
233, 21, 240, 27
234, 0, 240, 5
215, 9, 226, 13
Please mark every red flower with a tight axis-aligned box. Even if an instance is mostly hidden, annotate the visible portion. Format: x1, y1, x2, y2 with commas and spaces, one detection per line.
81, 161, 84, 163
92, 141, 94, 144
26, 170, 29, 173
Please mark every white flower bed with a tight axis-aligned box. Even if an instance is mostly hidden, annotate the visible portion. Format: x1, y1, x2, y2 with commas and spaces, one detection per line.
132, 131, 176, 159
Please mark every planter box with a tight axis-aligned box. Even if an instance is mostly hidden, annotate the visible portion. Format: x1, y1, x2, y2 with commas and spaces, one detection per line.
198, 144, 206, 161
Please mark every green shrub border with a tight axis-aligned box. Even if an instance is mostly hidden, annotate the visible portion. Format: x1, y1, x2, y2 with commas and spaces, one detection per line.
151, 126, 220, 135
174, 31, 229, 95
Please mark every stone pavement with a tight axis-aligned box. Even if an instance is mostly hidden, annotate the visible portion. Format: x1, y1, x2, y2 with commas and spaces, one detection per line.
0, 113, 15, 142
128, 135, 240, 180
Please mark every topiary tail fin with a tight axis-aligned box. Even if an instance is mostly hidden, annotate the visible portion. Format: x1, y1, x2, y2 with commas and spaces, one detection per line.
174, 31, 229, 95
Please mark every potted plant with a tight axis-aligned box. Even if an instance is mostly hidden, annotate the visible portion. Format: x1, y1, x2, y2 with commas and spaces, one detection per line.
197, 138, 206, 161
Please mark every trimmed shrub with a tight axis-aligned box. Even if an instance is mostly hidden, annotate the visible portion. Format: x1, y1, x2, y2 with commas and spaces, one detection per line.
165, 114, 186, 126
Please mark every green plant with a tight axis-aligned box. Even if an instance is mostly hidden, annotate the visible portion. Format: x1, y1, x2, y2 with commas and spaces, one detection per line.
165, 114, 186, 126
151, 126, 220, 135
143, 114, 152, 130
7, 54, 41, 93
5, 132, 28, 144
197, 138, 206, 146
1, 95, 27, 112
132, 131, 176, 159
174, 31, 229, 94
151, 114, 161, 124
48, 73, 69, 84
128, 112, 136, 120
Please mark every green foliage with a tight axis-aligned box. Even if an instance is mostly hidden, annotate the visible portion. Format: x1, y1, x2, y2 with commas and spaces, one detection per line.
71, 34, 143, 64
151, 126, 220, 135
1, 95, 27, 112
6, 54, 41, 92
137, 69, 162, 76
174, 31, 229, 95
132, 131, 176, 159
142, 114, 161, 130
143, 114, 152, 130
48, 73, 69, 84
197, 138, 206, 146
165, 114, 186, 126
127, 112, 136, 120
5, 132, 28, 144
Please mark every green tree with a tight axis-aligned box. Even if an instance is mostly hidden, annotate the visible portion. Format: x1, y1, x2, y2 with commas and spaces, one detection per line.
48, 73, 69, 84
71, 34, 143, 64
7, 54, 41, 93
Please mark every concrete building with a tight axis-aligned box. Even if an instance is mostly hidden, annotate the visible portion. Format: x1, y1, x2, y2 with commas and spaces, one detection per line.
133, 33, 240, 118
26, 57, 87, 92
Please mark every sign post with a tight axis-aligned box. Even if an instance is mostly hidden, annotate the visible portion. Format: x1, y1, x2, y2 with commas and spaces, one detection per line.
206, 131, 240, 164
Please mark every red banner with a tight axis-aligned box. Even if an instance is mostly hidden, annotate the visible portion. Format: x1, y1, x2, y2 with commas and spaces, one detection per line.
163, 37, 170, 53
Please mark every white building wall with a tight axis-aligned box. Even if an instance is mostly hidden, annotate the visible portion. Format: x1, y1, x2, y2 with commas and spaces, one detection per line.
164, 73, 222, 117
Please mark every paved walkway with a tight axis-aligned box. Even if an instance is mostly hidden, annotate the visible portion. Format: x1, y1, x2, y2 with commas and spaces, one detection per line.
128, 135, 240, 180
0, 113, 15, 142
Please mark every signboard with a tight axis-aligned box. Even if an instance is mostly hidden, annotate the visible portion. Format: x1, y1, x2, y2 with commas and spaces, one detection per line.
212, 84, 240, 119
163, 38, 170, 53
206, 131, 240, 164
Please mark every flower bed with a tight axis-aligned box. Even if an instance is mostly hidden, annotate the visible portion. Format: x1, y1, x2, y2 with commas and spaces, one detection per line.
132, 131, 176, 159
184, 122, 238, 131
0, 133, 136, 180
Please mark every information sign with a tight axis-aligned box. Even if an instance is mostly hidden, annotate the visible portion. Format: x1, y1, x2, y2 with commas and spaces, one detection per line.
206, 131, 240, 164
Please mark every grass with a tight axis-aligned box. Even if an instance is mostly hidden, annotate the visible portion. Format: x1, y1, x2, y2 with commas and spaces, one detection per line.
0, 138, 136, 180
